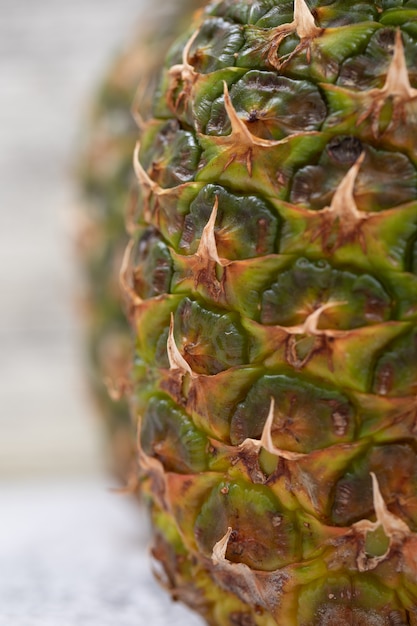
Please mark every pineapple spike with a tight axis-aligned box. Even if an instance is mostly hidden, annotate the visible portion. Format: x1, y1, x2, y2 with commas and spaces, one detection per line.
370, 471, 410, 540
119, 238, 143, 308
168, 196, 229, 300
381, 30, 417, 102
179, 27, 199, 79
212, 526, 234, 565
167, 313, 197, 377
353, 473, 412, 572
207, 82, 299, 177
167, 27, 200, 110
277, 302, 348, 369
293, 0, 322, 40
199, 81, 317, 179
356, 30, 417, 135
134, 141, 191, 199
282, 301, 348, 337
259, 397, 306, 460
240, 397, 306, 460
222, 81, 258, 148
223, 81, 289, 150
133, 141, 157, 223
133, 142, 159, 194
312, 154, 369, 251
169, 26, 199, 83
134, 141, 193, 226
196, 196, 224, 265
211, 527, 268, 610
264, 0, 322, 69
326, 153, 365, 222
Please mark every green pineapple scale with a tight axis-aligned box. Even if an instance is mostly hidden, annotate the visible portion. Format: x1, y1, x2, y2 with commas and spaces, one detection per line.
125, 0, 417, 623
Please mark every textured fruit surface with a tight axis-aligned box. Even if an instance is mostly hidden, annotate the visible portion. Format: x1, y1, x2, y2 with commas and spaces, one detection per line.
78, 1, 204, 480
125, 0, 417, 623
78, 42, 136, 479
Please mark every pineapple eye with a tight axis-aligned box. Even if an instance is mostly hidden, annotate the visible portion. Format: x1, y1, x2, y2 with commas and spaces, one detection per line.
168, 297, 248, 375
141, 395, 209, 473
230, 372, 355, 453
130, 227, 173, 299
180, 183, 280, 259
204, 70, 326, 140
291, 143, 417, 212
139, 119, 201, 187
195, 480, 299, 571
260, 258, 391, 329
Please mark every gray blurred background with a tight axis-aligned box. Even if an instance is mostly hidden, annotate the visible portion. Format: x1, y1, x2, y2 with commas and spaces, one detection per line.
0, 1, 203, 623
0, 0, 146, 477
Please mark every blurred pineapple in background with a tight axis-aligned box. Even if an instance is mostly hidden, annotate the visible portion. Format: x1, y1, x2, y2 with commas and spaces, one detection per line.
126, 1, 417, 623
77, 1, 204, 481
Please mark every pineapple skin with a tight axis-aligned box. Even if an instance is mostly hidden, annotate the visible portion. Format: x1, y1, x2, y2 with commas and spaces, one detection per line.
78, 1, 205, 480
78, 45, 136, 480
126, 0, 417, 623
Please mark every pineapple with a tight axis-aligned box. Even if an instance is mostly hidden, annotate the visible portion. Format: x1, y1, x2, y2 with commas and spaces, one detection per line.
78, 1, 204, 480
125, 0, 417, 622
78, 43, 137, 480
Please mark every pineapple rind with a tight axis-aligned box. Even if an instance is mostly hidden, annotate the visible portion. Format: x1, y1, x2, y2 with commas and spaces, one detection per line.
127, 0, 417, 622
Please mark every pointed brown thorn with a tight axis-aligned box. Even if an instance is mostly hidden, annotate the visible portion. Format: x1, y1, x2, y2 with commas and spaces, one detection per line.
223, 81, 287, 150
170, 27, 199, 83
133, 141, 156, 223
205, 82, 291, 177
353, 472, 411, 571
211, 526, 279, 613
382, 29, 417, 101
279, 302, 348, 370
171, 196, 229, 297
119, 238, 143, 308
329, 152, 364, 206
264, 0, 322, 70
200, 81, 318, 180
312, 154, 369, 251
134, 141, 192, 199
281, 301, 348, 338
133, 142, 158, 194
293, 0, 322, 39
167, 28, 200, 111
259, 397, 306, 460
212, 526, 233, 565
356, 30, 417, 135
167, 313, 197, 377
133, 142, 191, 227
324, 153, 367, 222
370, 471, 410, 539
196, 196, 223, 265
239, 398, 306, 461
